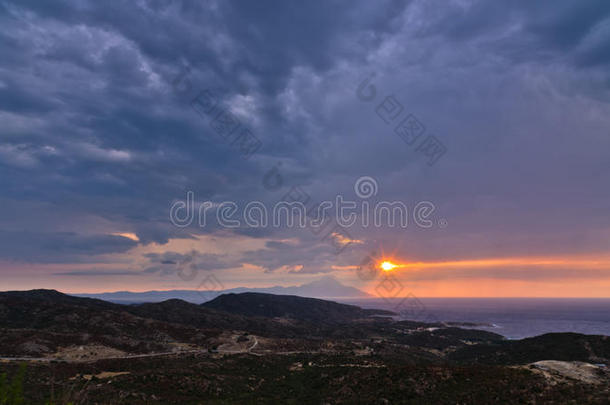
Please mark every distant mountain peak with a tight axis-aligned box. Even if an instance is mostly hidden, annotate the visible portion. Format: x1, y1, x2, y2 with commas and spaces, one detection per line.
303, 275, 342, 286
71, 275, 370, 304
294, 276, 370, 299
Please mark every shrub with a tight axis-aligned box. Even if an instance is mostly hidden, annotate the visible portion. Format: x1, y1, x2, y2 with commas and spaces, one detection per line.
0, 363, 26, 405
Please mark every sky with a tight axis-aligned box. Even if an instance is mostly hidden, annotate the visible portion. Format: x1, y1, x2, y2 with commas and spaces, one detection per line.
1, 0, 610, 297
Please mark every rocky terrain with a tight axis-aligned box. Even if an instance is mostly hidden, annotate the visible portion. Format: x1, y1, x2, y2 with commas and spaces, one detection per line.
0, 289, 608, 404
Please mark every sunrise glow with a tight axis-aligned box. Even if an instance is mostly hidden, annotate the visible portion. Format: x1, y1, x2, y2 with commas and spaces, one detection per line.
380, 261, 399, 271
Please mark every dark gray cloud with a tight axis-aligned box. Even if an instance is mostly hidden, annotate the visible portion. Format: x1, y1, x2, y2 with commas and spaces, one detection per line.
0, 0, 609, 287
143, 250, 242, 276
0, 231, 137, 263
240, 239, 338, 273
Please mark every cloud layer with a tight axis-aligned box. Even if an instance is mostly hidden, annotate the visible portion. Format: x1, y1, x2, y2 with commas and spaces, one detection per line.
1, 0, 610, 294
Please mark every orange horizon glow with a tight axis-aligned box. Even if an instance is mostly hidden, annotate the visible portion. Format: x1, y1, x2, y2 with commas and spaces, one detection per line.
358, 254, 610, 298
364, 277, 610, 298
332, 255, 610, 272
2, 253, 610, 297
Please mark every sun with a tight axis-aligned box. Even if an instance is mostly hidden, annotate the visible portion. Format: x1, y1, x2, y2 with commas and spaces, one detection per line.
380, 261, 398, 271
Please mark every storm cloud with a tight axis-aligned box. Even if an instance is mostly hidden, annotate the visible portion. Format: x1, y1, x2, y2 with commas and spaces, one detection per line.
1, 0, 610, 293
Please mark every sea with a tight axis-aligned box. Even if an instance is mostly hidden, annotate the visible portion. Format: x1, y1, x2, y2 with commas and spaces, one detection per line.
339, 298, 610, 339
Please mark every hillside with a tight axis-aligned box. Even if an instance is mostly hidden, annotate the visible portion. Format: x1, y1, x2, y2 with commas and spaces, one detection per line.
0, 290, 394, 357
201, 292, 393, 322
450, 332, 610, 365
0, 289, 608, 403
0, 289, 220, 356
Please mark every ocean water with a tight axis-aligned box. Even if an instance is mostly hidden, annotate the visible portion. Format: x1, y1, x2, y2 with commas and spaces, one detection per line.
339, 298, 610, 339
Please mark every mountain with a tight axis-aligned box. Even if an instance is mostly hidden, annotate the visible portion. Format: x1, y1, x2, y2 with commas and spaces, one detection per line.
0, 289, 392, 357
201, 292, 393, 322
0, 288, 115, 308
0, 289, 219, 355
73, 275, 371, 303
2, 289, 609, 404
282, 276, 371, 299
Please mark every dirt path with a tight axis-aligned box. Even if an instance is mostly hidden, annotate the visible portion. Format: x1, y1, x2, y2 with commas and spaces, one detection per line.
248, 336, 258, 352
0, 350, 204, 363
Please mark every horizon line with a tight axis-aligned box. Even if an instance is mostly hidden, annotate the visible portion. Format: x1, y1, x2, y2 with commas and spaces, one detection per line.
3, 288, 610, 299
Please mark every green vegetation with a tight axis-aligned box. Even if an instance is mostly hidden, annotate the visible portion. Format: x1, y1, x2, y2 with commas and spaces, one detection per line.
0, 363, 26, 405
